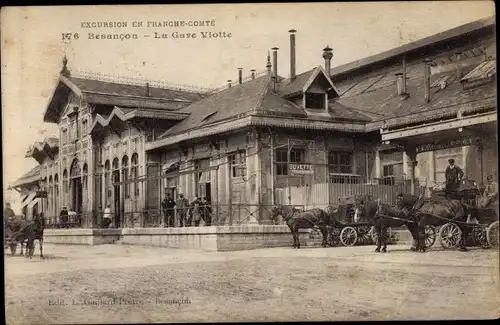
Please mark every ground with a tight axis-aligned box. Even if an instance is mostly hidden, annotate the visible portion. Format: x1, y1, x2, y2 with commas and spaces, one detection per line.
4, 243, 500, 324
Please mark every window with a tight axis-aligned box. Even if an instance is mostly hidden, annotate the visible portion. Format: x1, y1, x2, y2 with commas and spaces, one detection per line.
305, 92, 326, 110
82, 120, 88, 136
276, 148, 305, 176
328, 151, 353, 174
104, 160, 111, 202
229, 151, 247, 178
122, 156, 129, 197
82, 164, 88, 201
62, 169, 68, 207
131, 153, 139, 197
382, 163, 403, 185
62, 129, 68, 145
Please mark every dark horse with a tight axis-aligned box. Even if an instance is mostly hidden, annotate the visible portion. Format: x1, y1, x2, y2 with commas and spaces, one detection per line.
413, 198, 471, 252
271, 205, 332, 249
374, 198, 426, 253
354, 194, 425, 252
9, 214, 45, 259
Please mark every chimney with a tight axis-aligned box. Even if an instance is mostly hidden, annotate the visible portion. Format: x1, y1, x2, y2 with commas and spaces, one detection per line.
271, 47, 279, 78
455, 52, 462, 79
145, 82, 151, 97
289, 29, 297, 80
250, 69, 256, 80
322, 46, 333, 77
402, 55, 407, 94
266, 51, 272, 75
423, 59, 432, 102
227, 80, 232, 88
238, 68, 243, 84
395, 73, 405, 95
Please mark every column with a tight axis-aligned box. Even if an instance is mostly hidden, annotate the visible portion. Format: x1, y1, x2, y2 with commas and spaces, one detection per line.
461, 146, 468, 175
428, 151, 435, 185
403, 151, 409, 180
406, 148, 418, 195
375, 148, 381, 179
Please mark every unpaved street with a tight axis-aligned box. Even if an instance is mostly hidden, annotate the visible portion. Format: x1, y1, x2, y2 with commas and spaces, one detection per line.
5, 244, 500, 324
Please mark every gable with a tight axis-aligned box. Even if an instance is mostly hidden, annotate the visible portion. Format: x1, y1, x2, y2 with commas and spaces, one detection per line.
43, 77, 83, 124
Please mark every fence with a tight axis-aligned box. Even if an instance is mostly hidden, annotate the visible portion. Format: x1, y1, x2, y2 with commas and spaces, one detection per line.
275, 181, 427, 210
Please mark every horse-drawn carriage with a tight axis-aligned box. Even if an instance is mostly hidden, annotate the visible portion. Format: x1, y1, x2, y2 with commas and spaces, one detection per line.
4, 216, 26, 255
425, 179, 499, 250
326, 196, 397, 247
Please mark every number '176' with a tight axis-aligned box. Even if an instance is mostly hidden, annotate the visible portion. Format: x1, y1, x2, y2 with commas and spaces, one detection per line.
62, 33, 79, 41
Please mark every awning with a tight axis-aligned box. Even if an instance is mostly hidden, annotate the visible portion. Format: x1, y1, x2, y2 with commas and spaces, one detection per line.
23, 192, 37, 206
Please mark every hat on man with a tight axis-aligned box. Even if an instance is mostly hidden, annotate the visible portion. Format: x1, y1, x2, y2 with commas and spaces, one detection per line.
448, 159, 455, 164
487, 175, 494, 181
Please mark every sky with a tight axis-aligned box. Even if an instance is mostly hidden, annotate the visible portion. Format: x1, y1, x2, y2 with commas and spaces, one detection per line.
1, 2, 495, 213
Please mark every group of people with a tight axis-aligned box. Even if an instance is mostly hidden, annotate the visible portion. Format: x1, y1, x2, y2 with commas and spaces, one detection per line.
161, 192, 212, 227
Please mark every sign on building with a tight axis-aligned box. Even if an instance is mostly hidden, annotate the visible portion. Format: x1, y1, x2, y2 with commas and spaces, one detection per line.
416, 137, 478, 153
290, 164, 313, 175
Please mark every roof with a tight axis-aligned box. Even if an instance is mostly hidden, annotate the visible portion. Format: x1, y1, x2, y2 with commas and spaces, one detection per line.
329, 16, 495, 80
26, 137, 59, 158
340, 62, 496, 130
43, 75, 206, 123
9, 165, 42, 188
159, 75, 275, 138
91, 106, 188, 132
279, 66, 339, 98
462, 60, 496, 82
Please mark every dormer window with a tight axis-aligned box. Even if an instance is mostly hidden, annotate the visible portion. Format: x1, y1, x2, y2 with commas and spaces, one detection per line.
305, 92, 326, 110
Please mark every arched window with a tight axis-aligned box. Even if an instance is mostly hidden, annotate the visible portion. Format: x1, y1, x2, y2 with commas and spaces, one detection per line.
131, 153, 139, 197
48, 176, 53, 217
104, 160, 110, 204
54, 174, 59, 214
112, 157, 120, 184
122, 155, 129, 197
63, 169, 68, 207
83, 163, 88, 202
42, 177, 48, 218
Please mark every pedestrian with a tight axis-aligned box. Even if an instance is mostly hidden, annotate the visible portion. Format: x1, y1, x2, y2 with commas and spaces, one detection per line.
59, 207, 69, 228
176, 193, 189, 227
201, 197, 212, 226
189, 197, 202, 227
68, 208, 77, 226
444, 159, 464, 199
161, 192, 176, 227
102, 204, 112, 228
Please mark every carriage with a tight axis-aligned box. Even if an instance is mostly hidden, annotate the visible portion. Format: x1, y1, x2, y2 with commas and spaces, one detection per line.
4, 216, 25, 255
420, 179, 498, 250
326, 196, 396, 247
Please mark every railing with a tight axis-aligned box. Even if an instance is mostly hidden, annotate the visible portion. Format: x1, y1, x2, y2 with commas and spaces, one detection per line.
44, 213, 90, 229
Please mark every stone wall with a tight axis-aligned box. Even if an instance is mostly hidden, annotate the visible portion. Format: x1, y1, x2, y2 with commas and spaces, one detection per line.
44, 228, 122, 245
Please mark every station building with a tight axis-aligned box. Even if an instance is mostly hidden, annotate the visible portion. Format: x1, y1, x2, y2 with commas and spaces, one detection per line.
10, 16, 497, 227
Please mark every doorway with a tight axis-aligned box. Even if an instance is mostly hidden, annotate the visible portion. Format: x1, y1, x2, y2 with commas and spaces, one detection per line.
72, 178, 83, 213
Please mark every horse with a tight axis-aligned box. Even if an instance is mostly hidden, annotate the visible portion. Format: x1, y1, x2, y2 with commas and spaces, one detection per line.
5, 218, 28, 256
413, 198, 471, 252
374, 199, 426, 253
9, 214, 45, 259
353, 194, 426, 252
271, 205, 333, 249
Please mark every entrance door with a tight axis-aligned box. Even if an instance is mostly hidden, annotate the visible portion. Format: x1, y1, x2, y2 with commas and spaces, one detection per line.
113, 171, 121, 227
72, 178, 83, 214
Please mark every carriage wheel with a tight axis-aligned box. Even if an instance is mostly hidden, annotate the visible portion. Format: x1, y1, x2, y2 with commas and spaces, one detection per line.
471, 225, 490, 249
327, 228, 341, 247
486, 221, 499, 248
424, 225, 437, 248
357, 226, 372, 245
439, 223, 462, 249
369, 226, 393, 245
340, 226, 358, 246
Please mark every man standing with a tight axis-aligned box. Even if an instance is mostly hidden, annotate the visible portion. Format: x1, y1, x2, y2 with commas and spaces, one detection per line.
4, 202, 15, 232
176, 193, 189, 227
480, 175, 499, 209
102, 204, 112, 228
59, 207, 69, 228
161, 192, 176, 227
445, 159, 464, 199
189, 197, 202, 227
